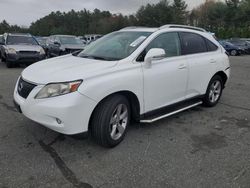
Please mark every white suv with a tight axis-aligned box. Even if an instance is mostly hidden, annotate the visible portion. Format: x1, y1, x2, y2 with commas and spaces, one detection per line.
14, 25, 230, 147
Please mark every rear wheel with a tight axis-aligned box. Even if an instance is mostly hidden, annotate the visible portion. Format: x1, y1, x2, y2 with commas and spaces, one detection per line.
203, 75, 223, 107
230, 50, 237, 56
90, 95, 130, 148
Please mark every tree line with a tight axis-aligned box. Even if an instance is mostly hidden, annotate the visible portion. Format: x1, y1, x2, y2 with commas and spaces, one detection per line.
0, 0, 250, 39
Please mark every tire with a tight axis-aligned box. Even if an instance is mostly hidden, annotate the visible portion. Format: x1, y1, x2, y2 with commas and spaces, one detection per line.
90, 95, 130, 148
6, 61, 13, 68
203, 75, 223, 107
230, 50, 237, 56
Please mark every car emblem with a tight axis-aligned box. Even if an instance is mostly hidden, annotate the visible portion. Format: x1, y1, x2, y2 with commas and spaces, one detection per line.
18, 82, 23, 92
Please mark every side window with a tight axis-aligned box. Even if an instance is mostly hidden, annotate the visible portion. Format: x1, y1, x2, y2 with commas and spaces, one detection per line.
137, 32, 181, 62
55, 36, 60, 43
180, 32, 207, 55
0, 36, 3, 44
205, 39, 218, 51
51, 36, 56, 43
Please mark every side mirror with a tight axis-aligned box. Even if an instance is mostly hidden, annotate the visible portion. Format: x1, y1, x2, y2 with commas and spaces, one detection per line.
54, 41, 60, 46
144, 48, 166, 69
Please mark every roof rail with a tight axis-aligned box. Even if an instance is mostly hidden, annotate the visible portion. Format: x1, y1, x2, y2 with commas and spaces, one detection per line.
120, 26, 155, 30
8, 33, 32, 36
159, 25, 206, 32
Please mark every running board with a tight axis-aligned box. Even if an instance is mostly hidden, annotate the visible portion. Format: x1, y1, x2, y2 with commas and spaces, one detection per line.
140, 101, 203, 123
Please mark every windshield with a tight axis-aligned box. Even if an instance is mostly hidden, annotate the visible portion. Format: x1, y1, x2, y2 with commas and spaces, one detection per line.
36, 37, 47, 45
78, 31, 152, 61
7, 36, 38, 45
222, 42, 233, 46
59, 36, 83, 45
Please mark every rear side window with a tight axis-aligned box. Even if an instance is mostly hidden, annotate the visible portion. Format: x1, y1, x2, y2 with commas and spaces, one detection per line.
180, 32, 207, 55
206, 39, 218, 51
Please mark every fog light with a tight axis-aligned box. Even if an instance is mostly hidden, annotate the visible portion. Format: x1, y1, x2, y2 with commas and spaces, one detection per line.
56, 118, 62, 124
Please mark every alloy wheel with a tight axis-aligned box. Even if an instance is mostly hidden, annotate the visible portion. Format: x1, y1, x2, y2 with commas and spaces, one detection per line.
209, 80, 222, 103
109, 104, 128, 140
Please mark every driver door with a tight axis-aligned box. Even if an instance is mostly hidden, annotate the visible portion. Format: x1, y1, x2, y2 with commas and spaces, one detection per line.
141, 32, 188, 112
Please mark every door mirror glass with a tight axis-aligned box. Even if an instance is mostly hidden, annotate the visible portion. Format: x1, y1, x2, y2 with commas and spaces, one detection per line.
144, 48, 166, 68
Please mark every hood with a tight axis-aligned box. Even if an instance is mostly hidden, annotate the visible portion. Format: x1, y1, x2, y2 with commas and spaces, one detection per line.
61, 44, 85, 50
21, 55, 117, 84
6, 44, 42, 52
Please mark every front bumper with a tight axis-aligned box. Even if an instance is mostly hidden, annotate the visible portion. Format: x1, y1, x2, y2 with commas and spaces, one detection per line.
13, 79, 97, 135
6, 53, 45, 63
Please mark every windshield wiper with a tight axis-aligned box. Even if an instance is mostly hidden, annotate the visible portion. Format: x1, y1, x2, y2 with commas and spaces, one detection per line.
79, 54, 119, 61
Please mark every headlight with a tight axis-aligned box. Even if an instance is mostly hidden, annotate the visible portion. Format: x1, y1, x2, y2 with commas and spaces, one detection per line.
40, 48, 45, 55
35, 80, 82, 99
7, 48, 16, 54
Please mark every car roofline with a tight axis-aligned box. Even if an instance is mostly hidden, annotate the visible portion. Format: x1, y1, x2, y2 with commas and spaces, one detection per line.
120, 24, 209, 35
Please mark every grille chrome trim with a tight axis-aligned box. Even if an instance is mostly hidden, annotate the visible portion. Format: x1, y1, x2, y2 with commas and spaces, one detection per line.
17, 77, 37, 99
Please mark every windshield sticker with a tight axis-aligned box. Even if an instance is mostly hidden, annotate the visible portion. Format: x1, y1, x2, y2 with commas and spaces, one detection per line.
129, 36, 147, 47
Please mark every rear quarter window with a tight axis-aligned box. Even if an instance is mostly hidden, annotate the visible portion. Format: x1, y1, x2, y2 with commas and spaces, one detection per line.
180, 32, 207, 55
205, 38, 218, 51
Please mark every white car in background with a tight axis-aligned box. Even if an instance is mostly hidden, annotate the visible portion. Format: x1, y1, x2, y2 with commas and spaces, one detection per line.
14, 25, 230, 147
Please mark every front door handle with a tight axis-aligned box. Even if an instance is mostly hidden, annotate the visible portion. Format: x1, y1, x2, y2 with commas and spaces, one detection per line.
178, 64, 187, 69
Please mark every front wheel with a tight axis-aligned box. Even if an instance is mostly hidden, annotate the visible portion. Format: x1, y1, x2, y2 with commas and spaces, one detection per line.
6, 61, 13, 68
90, 95, 130, 148
203, 75, 223, 107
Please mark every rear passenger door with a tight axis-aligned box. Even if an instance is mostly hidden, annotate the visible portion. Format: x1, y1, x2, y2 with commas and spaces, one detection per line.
179, 32, 218, 98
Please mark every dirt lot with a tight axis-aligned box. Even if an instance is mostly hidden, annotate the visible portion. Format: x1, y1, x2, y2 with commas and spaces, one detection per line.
0, 56, 250, 188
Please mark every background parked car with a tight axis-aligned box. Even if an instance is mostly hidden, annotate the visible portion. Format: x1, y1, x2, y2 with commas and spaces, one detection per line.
228, 39, 250, 54
0, 33, 46, 68
46, 35, 85, 57
81, 34, 102, 44
219, 40, 243, 56
35, 36, 48, 55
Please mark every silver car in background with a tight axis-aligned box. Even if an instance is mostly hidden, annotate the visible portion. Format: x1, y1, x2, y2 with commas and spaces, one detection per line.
0, 33, 46, 68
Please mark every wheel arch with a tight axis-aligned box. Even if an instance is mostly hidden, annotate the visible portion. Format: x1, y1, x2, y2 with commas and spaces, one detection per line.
88, 90, 141, 130
214, 71, 228, 88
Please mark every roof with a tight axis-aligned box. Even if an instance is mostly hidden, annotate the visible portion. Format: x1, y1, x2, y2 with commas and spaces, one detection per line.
120, 27, 158, 32
120, 24, 207, 33
52, 35, 77, 37
7, 33, 32, 36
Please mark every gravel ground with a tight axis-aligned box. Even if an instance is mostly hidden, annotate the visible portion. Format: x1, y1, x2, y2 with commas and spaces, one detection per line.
0, 56, 249, 188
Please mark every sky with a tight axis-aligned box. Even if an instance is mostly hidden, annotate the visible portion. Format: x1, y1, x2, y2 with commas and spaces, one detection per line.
0, 0, 206, 27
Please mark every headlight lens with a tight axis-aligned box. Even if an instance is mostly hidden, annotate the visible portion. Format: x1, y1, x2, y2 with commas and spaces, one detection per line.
7, 48, 16, 54
35, 80, 82, 99
40, 48, 45, 55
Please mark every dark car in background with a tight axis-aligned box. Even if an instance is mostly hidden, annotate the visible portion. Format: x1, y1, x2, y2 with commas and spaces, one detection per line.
35, 36, 48, 55
228, 39, 250, 54
219, 41, 243, 56
46, 35, 85, 57
0, 33, 46, 68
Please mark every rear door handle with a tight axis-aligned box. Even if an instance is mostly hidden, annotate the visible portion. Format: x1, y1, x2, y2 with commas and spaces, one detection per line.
210, 59, 216, 63
178, 64, 187, 69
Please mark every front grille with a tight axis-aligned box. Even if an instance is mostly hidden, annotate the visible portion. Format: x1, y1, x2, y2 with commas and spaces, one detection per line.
17, 78, 37, 99
18, 51, 38, 55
